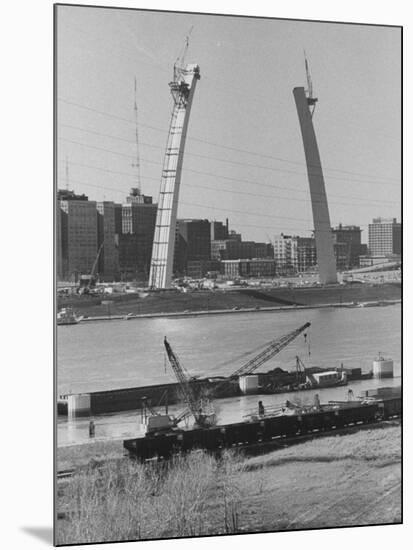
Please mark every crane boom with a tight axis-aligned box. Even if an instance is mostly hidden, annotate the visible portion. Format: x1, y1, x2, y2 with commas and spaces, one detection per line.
171, 322, 311, 425
305, 54, 313, 99
173, 26, 194, 82
303, 52, 317, 113
90, 242, 104, 281
78, 242, 104, 293
163, 337, 202, 423
229, 322, 311, 379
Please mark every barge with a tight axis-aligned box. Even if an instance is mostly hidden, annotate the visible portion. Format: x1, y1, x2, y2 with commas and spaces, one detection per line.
57, 365, 359, 417
57, 323, 375, 418
123, 387, 401, 461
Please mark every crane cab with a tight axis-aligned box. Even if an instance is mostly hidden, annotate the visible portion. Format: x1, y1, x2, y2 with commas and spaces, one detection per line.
145, 414, 175, 435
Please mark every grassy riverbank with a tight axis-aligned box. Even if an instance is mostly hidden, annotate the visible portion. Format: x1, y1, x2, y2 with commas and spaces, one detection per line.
56, 423, 401, 545
58, 282, 401, 319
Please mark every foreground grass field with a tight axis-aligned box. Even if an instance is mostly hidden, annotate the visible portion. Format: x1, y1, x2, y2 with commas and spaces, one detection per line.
56, 423, 401, 545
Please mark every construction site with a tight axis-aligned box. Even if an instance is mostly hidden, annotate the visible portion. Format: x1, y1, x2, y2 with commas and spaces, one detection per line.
56, 40, 401, 320
57, 31, 402, 458
55, 8, 402, 546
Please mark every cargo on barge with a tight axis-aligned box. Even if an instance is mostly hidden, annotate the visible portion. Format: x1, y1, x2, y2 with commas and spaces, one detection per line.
123, 388, 401, 461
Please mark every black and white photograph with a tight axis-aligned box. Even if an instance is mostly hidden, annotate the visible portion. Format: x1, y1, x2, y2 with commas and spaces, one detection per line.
54, 3, 402, 546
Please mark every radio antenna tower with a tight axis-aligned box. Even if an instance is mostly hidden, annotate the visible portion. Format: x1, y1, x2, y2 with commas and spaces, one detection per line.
65, 156, 70, 190
131, 77, 141, 193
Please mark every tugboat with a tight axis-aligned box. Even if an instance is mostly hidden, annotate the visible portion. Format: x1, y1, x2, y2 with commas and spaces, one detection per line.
57, 307, 82, 326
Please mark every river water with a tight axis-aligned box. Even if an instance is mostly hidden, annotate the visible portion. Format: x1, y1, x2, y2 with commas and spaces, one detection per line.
57, 304, 401, 446
57, 304, 401, 393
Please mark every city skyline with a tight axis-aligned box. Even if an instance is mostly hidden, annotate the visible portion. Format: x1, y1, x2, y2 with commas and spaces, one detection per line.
57, 183, 399, 282
57, 184, 399, 246
57, 7, 401, 244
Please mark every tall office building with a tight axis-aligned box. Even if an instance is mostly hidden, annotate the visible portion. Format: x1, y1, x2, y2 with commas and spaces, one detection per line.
57, 188, 158, 282
332, 224, 364, 269
368, 218, 401, 256
114, 203, 123, 235
211, 239, 241, 261
122, 188, 157, 235
174, 219, 211, 276
60, 194, 98, 281
118, 189, 157, 281
97, 201, 120, 281
56, 199, 63, 280
58, 189, 88, 202
210, 220, 229, 241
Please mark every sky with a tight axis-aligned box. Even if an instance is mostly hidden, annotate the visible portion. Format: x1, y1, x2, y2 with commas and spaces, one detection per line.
56, 5, 401, 244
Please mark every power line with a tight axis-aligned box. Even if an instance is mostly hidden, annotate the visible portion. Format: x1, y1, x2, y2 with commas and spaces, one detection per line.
57, 174, 304, 222
57, 177, 126, 197
62, 159, 139, 179
59, 159, 391, 211
179, 201, 370, 234
60, 122, 400, 189
58, 138, 400, 207
176, 181, 395, 210
58, 97, 155, 128
59, 159, 396, 211
57, 173, 372, 234
60, 23, 401, 149
58, 97, 400, 185
59, 137, 136, 160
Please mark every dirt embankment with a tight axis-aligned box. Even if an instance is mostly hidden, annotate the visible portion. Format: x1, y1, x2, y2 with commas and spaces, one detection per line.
58, 282, 401, 318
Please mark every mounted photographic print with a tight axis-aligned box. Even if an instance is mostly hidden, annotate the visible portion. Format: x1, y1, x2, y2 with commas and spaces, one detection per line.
55, 3, 402, 546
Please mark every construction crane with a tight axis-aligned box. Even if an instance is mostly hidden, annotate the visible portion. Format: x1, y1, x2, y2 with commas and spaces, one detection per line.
227, 322, 310, 381
163, 337, 215, 428
294, 355, 307, 385
173, 26, 193, 83
304, 52, 317, 115
78, 242, 104, 294
295, 355, 318, 387
167, 322, 311, 426
296, 355, 316, 385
